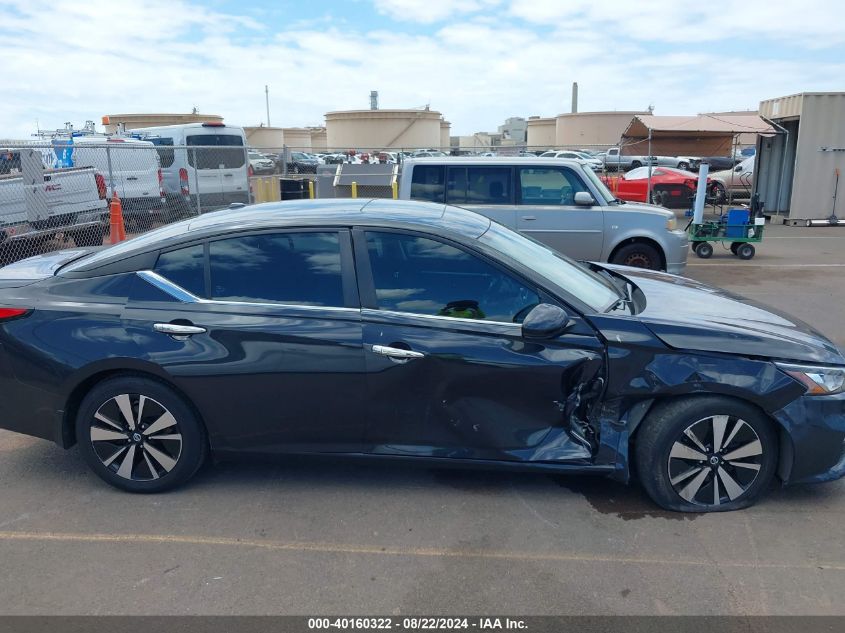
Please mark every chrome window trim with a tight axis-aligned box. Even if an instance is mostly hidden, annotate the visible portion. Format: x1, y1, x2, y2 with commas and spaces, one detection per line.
136, 270, 358, 314
137, 270, 200, 303
362, 307, 522, 332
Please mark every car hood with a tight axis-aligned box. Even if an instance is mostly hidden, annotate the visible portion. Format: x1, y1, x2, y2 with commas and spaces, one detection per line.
597, 264, 845, 365
609, 200, 675, 219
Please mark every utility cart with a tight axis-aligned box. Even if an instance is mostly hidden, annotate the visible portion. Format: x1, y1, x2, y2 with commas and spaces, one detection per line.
688, 195, 766, 260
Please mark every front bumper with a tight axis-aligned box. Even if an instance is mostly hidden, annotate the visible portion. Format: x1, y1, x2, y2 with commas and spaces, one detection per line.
773, 391, 845, 485
664, 229, 689, 275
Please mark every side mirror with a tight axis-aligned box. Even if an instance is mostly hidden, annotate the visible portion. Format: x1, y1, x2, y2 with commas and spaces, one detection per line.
521, 304, 572, 339
574, 191, 596, 206
734, 165, 743, 172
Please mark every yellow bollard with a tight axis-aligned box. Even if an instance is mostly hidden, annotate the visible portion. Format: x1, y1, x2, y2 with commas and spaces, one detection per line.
392, 180, 398, 200
351, 181, 358, 198
308, 180, 315, 199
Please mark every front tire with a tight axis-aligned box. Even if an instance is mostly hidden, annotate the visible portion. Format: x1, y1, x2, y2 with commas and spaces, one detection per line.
635, 397, 777, 512
610, 242, 662, 270
76, 375, 207, 493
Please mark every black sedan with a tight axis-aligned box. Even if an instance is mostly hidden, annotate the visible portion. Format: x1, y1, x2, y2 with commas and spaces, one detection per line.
0, 199, 843, 512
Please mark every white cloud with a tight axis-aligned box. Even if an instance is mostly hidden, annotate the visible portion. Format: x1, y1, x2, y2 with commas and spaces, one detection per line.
1, 0, 843, 143
510, 0, 845, 46
375, 0, 502, 24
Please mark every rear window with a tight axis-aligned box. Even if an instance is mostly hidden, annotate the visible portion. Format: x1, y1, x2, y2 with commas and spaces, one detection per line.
186, 134, 245, 169
149, 137, 175, 168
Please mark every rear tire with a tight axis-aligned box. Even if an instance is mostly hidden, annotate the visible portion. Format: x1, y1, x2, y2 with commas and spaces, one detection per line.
635, 397, 777, 512
610, 242, 662, 270
736, 243, 755, 260
76, 375, 207, 493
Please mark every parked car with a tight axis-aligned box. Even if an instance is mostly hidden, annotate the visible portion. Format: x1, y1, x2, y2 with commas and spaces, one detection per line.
602, 166, 709, 208
279, 151, 319, 174
412, 150, 448, 158
691, 156, 738, 172
602, 147, 658, 172
539, 150, 603, 171
0, 199, 843, 512
248, 151, 276, 175
709, 156, 755, 203
132, 122, 250, 212
71, 136, 165, 222
668, 156, 699, 170
400, 157, 688, 273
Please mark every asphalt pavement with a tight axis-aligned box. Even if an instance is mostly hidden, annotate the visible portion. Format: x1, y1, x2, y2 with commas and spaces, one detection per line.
1, 221, 844, 616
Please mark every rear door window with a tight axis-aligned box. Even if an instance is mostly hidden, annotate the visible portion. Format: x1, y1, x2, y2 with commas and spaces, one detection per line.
186, 134, 245, 169
209, 232, 344, 307
446, 167, 512, 205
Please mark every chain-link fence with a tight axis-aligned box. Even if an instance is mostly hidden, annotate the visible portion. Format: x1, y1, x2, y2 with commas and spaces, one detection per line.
0, 138, 735, 265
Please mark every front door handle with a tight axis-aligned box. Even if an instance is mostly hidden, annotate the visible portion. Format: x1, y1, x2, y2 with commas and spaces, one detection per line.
154, 323, 206, 339
521, 215, 537, 221
371, 344, 425, 360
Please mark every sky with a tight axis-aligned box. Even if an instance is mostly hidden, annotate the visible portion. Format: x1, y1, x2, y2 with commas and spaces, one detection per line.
2, 0, 844, 140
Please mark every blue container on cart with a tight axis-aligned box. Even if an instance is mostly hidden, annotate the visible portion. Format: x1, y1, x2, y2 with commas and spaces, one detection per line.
725, 208, 750, 238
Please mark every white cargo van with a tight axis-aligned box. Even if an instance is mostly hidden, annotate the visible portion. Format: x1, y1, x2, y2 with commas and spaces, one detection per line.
131, 122, 249, 213
70, 137, 164, 220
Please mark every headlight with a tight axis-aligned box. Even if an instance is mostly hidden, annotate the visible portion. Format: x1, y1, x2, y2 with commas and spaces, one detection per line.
775, 362, 845, 395
666, 217, 677, 231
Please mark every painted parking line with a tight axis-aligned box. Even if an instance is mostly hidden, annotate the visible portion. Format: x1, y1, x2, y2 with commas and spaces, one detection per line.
686, 263, 845, 267
0, 530, 844, 572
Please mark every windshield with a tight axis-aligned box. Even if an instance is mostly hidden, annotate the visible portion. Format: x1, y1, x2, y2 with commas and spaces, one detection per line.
479, 222, 620, 312
578, 164, 614, 202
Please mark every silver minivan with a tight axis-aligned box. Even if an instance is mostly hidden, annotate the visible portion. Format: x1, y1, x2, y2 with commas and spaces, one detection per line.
399, 157, 688, 273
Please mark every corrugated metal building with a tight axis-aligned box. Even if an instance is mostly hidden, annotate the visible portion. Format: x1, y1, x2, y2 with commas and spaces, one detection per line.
756, 92, 845, 221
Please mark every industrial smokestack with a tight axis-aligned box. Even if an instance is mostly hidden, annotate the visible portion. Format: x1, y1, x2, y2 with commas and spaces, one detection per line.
571, 82, 578, 114
370, 90, 379, 110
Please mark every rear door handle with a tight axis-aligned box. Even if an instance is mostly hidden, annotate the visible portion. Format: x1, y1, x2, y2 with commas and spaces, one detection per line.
154, 323, 206, 338
521, 215, 537, 221
371, 344, 425, 360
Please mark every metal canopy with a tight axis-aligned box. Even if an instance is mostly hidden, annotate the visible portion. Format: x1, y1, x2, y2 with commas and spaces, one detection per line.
624, 114, 778, 138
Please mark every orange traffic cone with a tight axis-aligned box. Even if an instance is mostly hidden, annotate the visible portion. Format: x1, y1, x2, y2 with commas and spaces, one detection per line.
109, 193, 126, 243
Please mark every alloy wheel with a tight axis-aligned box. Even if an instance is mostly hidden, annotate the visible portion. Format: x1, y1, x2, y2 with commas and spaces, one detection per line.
623, 252, 653, 268
667, 415, 763, 507
89, 394, 183, 481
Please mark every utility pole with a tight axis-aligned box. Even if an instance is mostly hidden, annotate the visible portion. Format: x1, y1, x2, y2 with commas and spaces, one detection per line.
265, 85, 271, 127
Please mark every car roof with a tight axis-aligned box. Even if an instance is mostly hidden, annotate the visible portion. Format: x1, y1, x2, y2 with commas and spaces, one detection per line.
405, 156, 585, 167
62, 199, 493, 275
